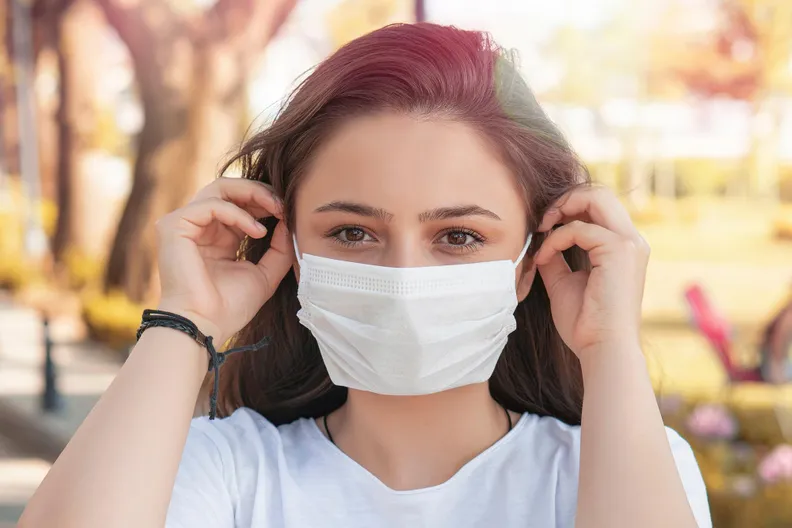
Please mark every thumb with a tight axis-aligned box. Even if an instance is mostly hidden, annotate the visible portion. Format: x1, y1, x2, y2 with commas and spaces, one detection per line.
537, 251, 571, 298
255, 220, 294, 297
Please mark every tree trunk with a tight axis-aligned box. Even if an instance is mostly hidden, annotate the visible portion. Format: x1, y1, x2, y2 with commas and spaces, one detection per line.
104, 40, 250, 302
51, 0, 101, 262
100, 0, 296, 302
103, 95, 192, 300
32, 0, 64, 206
1, 1, 19, 179
189, 41, 249, 188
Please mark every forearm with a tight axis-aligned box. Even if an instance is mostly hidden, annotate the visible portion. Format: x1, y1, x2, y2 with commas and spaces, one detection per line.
19, 328, 208, 528
575, 344, 698, 528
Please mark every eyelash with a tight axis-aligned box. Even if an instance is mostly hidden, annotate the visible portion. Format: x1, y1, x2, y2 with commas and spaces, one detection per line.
325, 225, 372, 248
437, 226, 487, 253
324, 225, 487, 253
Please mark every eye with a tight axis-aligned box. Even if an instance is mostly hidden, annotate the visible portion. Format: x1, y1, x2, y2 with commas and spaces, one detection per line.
326, 225, 376, 247
436, 227, 486, 253
443, 231, 476, 246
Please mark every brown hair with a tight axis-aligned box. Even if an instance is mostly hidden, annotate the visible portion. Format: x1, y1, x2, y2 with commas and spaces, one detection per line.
212, 23, 588, 426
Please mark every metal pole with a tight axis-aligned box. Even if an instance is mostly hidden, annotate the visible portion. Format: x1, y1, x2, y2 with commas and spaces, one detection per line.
41, 315, 62, 412
11, 0, 48, 258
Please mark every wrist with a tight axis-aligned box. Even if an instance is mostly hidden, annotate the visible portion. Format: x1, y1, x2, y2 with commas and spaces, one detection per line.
155, 303, 227, 344
577, 339, 644, 378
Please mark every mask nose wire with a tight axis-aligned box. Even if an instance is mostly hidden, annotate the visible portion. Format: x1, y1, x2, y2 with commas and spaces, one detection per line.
513, 233, 533, 269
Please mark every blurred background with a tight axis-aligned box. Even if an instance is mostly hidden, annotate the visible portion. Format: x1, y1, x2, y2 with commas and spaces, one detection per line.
0, 0, 791, 526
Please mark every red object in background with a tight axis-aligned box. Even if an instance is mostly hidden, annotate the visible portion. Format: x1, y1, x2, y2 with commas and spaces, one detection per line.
683, 284, 762, 382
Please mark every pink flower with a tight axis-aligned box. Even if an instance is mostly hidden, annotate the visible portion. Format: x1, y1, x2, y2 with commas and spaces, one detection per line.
685, 403, 738, 440
758, 445, 792, 485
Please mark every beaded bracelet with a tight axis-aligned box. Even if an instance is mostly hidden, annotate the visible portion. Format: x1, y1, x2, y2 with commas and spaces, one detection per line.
136, 309, 270, 419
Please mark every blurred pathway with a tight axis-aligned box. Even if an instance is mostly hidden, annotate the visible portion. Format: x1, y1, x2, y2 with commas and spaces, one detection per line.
0, 295, 122, 525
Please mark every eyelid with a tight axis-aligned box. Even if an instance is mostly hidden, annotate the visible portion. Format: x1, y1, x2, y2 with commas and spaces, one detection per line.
434, 226, 487, 244
325, 224, 376, 238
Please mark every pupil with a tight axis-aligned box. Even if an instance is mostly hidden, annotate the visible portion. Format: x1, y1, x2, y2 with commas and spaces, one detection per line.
448, 232, 467, 245
346, 228, 364, 242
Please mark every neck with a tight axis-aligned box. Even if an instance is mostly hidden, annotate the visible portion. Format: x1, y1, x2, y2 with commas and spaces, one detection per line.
324, 383, 515, 491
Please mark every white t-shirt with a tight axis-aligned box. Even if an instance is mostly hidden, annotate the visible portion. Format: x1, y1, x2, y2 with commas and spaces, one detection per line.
166, 407, 711, 528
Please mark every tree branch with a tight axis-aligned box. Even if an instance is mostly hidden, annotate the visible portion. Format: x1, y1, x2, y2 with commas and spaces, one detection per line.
93, 0, 151, 66
205, 0, 297, 53
93, 0, 185, 67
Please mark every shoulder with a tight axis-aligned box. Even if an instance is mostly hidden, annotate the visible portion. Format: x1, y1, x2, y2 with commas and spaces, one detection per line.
183, 408, 320, 462
189, 407, 277, 443
182, 407, 286, 468
518, 414, 705, 482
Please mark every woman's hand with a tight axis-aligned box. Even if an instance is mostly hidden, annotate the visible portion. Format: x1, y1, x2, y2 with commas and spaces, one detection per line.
156, 177, 293, 343
533, 186, 650, 359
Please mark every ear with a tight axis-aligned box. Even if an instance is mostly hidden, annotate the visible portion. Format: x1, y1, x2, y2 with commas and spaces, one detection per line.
516, 259, 536, 302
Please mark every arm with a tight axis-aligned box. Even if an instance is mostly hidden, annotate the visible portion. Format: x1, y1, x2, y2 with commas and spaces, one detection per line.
18, 178, 290, 528
534, 187, 708, 528
18, 328, 209, 528
576, 346, 704, 528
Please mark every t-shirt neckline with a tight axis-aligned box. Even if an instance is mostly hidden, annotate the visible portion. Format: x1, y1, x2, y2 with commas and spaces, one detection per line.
306, 412, 529, 496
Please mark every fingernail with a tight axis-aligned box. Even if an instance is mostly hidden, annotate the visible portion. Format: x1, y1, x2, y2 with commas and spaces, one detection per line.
257, 221, 268, 233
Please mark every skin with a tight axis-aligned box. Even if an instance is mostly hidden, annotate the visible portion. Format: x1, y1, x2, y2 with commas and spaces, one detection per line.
19, 112, 698, 528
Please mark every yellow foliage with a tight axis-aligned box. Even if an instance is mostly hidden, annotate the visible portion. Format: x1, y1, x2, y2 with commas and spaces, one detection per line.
0, 204, 42, 289
64, 249, 104, 289
39, 199, 58, 238
82, 290, 143, 348
674, 158, 742, 196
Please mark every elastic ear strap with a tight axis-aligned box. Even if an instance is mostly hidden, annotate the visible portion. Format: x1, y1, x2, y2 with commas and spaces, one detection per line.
292, 235, 301, 262
513, 233, 533, 268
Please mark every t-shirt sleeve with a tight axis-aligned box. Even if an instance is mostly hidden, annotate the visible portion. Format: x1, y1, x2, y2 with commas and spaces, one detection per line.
666, 428, 712, 528
553, 424, 711, 528
165, 419, 236, 528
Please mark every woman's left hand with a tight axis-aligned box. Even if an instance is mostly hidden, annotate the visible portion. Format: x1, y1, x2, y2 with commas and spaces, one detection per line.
533, 186, 650, 359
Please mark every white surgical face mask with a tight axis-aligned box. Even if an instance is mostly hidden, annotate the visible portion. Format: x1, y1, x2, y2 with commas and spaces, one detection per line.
293, 234, 532, 396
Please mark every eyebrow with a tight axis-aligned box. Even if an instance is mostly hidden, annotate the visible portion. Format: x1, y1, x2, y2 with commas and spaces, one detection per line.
418, 205, 501, 222
313, 201, 501, 222
314, 201, 394, 221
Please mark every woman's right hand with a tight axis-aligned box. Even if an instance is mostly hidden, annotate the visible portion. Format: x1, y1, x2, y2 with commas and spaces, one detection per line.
155, 177, 293, 344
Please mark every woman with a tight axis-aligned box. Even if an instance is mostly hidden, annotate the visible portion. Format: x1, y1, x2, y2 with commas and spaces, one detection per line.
20, 23, 711, 528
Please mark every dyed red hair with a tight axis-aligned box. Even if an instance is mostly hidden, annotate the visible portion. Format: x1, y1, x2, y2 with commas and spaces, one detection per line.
214, 23, 589, 425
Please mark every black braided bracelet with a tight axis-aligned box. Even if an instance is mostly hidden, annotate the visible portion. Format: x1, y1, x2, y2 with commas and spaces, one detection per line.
136, 309, 270, 420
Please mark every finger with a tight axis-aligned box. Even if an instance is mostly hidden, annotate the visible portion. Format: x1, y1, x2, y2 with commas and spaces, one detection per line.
254, 220, 294, 295
538, 187, 636, 238
193, 177, 283, 220
177, 198, 268, 240
536, 250, 572, 294
535, 221, 619, 267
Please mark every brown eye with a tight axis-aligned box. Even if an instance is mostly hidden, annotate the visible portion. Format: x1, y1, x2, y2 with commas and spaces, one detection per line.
446, 232, 471, 245
341, 227, 366, 242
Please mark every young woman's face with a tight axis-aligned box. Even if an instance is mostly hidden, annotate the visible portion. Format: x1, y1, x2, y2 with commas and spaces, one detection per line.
294, 112, 534, 297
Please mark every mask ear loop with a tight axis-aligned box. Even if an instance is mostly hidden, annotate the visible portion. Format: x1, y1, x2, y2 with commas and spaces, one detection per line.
513, 233, 533, 269
292, 235, 301, 264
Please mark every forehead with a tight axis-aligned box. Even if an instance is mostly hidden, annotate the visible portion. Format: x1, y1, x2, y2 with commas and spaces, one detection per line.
297, 112, 526, 216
